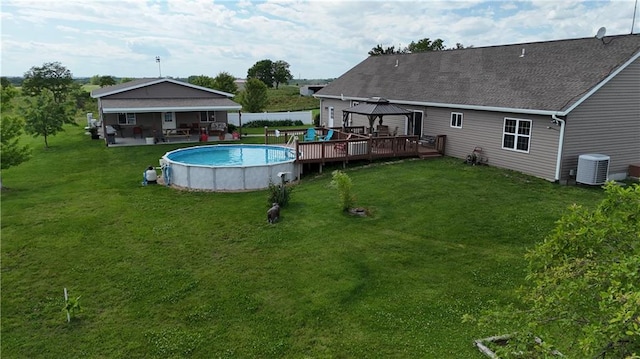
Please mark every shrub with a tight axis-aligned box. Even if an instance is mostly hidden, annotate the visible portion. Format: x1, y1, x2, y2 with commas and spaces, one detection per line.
243, 120, 304, 128
313, 113, 320, 127
468, 183, 640, 358
267, 180, 292, 207
330, 170, 355, 211
227, 123, 237, 133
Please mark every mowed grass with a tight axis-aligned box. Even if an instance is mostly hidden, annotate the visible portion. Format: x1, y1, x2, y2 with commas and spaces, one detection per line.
1, 125, 604, 358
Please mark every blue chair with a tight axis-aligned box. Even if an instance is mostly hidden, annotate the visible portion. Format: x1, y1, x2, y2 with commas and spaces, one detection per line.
319, 129, 334, 141
303, 128, 316, 141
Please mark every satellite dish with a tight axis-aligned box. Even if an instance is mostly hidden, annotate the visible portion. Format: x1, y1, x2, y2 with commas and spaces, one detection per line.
595, 27, 606, 40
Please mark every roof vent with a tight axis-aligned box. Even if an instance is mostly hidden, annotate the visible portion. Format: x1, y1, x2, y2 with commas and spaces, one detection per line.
519, 48, 525, 58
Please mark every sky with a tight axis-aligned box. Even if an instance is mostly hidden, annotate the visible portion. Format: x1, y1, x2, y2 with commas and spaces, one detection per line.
1, 0, 638, 80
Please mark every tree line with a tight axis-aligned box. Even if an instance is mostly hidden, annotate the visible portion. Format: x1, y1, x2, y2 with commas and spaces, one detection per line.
368, 37, 469, 56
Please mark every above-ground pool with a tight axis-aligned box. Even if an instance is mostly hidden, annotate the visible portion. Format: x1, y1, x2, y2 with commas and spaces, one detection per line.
161, 145, 298, 191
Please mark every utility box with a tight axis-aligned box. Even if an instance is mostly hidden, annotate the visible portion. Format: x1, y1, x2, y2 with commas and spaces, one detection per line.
576, 154, 610, 185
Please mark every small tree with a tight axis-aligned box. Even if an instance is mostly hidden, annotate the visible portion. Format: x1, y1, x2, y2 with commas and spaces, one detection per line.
23, 91, 75, 148
272, 60, 293, 89
0, 81, 31, 187
330, 170, 356, 212
22, 62, 74, 104
213, 72, 238, 94
469, 182, 640, 358
238, 78, 268, 113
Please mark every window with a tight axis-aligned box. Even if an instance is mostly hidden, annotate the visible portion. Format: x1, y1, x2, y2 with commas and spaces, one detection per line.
502, 118, 531, 152
450, 112, 463, 128
164, 112, 174, 122
117, 113, 136, 125
199, 111, 216, 122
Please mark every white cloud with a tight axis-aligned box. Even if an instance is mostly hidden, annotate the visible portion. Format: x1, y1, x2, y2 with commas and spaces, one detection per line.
1, 0, 637, 78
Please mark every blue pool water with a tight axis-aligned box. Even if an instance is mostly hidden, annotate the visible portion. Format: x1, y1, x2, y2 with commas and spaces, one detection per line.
165, 145, 295, 167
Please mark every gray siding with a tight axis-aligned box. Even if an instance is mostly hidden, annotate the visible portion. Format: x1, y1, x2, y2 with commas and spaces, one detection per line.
104, 82, 224, 100
320, 99, 353, 127
562, 59, 640, 180
424, 108, 558, 180
320, 99, 560, 180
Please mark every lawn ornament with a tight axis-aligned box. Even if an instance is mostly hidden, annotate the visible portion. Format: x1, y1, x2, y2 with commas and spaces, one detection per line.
267, 203, 280, 223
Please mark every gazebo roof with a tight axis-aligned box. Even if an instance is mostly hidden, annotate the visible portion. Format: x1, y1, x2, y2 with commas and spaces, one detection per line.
342, 97, 411, 116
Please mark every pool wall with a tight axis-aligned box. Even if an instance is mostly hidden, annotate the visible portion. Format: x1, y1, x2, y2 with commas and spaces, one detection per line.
161, 145, 299, 191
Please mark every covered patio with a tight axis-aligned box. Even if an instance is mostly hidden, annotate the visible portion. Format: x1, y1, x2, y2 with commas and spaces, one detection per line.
90, 78, 242, 147
342, 97, 412, 135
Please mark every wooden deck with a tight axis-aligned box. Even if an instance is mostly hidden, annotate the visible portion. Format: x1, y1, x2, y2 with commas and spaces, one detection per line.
264, 127, 443, 170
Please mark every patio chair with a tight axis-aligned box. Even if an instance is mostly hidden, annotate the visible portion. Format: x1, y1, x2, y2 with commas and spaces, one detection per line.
319, 129, 334, 141
303, 128, 316, 141
132, 126, 143, 138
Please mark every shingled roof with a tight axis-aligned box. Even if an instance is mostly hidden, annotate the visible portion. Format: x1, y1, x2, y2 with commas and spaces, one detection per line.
315, 34, 640, 114
91, 78, 235, 98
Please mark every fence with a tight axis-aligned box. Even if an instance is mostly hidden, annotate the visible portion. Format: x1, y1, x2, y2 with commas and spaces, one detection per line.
228, 111, 313, 126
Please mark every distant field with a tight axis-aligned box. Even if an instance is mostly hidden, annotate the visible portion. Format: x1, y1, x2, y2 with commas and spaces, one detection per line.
265, 85, 319, 112
82, 84, 100, 92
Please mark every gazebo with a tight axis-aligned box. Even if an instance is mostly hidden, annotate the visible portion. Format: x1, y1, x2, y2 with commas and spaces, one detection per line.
342, 97, 412, 134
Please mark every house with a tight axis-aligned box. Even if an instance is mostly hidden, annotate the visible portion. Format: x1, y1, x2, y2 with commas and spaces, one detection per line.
91, 78, 242, 144
299, 84, 327, 96
314, 34, 640, 183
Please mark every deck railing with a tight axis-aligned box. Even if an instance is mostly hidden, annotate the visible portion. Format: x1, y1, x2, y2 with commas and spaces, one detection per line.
263, 127, 422, 165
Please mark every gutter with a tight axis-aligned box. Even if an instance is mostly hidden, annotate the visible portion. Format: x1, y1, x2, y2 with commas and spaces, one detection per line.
552, 114, 566, 182
315, 94, 567, 117
102, 106, 242, 113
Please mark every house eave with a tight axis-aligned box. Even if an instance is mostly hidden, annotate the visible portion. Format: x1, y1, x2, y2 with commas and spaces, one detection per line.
315, 94, 566, 116
91, 78, 236, 98
102, 105, 242, 114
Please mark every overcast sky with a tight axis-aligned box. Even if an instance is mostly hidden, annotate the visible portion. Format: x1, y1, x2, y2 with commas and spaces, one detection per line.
1, 0, 638, 80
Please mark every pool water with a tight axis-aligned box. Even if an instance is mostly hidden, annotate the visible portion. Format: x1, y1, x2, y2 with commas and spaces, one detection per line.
161, 145, 298, 191
167, 145, 295, 167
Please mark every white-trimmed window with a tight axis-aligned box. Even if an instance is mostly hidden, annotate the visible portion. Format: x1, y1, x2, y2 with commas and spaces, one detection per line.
450, 112, 463, 128
117, 113, 136, 125
502, 117, 531, 152
199, 111, 216, 122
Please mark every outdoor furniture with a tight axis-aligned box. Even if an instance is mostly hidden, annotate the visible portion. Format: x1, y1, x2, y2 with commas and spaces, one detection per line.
303, 128, 316, 141
208, 122, 227, 137
319, 129, 334, 141
163, 128, 191, 142
132, 126, 143, 138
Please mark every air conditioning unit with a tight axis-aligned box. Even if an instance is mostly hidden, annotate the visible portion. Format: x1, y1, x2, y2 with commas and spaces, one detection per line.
576, 154, 610, 185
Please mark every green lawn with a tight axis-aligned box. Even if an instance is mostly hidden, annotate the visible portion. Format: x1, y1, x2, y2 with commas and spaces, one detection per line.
1, 125, 604, 358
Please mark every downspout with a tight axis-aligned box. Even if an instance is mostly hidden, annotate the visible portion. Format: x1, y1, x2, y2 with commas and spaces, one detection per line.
552, 114, 566, 182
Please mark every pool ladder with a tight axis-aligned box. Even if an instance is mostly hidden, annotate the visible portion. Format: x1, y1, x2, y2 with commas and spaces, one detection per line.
285, 133, 298, 147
